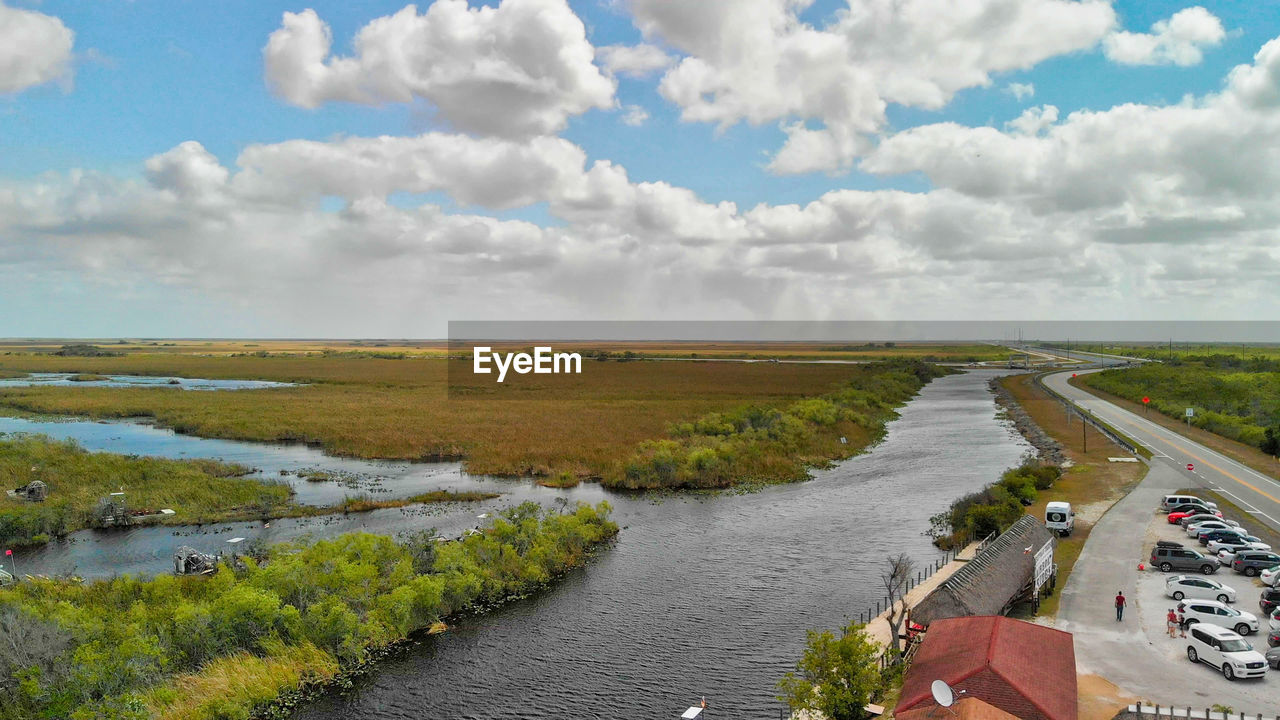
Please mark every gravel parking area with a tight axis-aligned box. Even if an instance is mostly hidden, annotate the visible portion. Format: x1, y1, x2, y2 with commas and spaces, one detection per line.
1136, 505, 1275, 692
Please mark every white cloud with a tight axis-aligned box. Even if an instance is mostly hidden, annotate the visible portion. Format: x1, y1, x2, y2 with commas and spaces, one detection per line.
626, 0, 1116, 174
1004, 105, 1058, 136
0, 1, 74, 94
1006, 82, 1035, 101
1104, 7, 1225, 67
621, 104, 649, 126
597, 43, 673, 78
263, 0, 615, 137
12, 26, 1280, 331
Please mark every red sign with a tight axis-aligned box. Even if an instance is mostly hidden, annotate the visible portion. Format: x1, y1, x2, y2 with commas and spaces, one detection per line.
1143, 397, 1150, 404
1072, 373, 1077, 378
4, 549, 10, 556
1187, 463, 1195, 472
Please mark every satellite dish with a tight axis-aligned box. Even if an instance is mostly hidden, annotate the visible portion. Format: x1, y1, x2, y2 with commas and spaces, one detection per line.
931, 680, 955, 708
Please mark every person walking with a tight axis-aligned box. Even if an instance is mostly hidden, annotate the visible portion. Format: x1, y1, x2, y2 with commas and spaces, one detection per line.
1115, 590, 1127, 621
1166, 608, 1178, 637
1176, 606, 1187, 637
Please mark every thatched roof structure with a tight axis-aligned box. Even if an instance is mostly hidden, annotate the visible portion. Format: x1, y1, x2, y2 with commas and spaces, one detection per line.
913, 515, 1053, 625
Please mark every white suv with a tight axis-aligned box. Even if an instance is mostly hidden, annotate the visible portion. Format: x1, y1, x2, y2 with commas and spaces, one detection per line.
1165, 576, 1236, 603
1178, 599, 1260, 636
1186, 624, 1268, 681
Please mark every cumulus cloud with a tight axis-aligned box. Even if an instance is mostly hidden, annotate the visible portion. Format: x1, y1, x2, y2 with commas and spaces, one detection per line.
625, 0, 1116, 174
1104, 7, 1225, 67
11, 25, 1280, 331
263, 0, 615, 137
621, 104, 650, 126
0, 1, 74, 94
597, 43, 674, 78
862, 34, 1280, 250
1006, 82, 1035, 101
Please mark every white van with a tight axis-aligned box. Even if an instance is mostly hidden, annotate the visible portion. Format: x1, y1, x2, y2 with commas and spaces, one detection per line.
1046, 501, 1074, 537
1161, 494, 1218, 513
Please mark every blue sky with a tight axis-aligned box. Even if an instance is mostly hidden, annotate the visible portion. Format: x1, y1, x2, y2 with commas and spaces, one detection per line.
2, 1, 1280, 336
2, 0, 1264, 206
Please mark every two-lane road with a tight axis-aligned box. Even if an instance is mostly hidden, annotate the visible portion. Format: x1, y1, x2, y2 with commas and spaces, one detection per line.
1043, 369, 1280, 532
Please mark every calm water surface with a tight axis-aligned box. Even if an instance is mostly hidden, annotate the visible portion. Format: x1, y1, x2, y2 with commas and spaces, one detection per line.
290, 369, 1032, 720
0, 372, 295, 390
3, 370, 1030, 718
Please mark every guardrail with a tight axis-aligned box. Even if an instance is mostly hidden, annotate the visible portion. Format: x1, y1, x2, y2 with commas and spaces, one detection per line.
1127, 702, 1279, 720
1032, 371, 1148, 457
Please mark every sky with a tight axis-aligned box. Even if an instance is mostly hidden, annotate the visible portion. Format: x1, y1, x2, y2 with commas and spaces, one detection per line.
1, 0, 1278, 337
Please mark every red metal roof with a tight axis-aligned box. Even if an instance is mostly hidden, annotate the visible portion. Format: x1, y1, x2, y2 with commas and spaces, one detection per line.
895, 616, 1077, 720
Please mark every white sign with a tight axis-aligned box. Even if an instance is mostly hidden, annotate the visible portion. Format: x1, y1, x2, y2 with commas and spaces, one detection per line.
1033, 541, 1054, 593
1185, 408, 1194, 417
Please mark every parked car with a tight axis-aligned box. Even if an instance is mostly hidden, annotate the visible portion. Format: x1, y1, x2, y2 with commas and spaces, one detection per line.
1261, 565, 1280, 587
1184, 515, 1237, 531
1198, 528, 1250, 545
1162, 495, 1218, 513
1188, 520, 1241, 537
1172, 504, 1218, 520
1208, 537, 1271, 555
1268, 645, 1280, 670
1152, 545, 1220, 574
1045, 501, 1074, 537
1166, 575, 1236, 603
1270, 628, 1280, 648
1270, 608, 1280, 632
1233, 551, 1280, 577
1185, 624, 1268, 680
1177, 599, 1260, 636
1258, 587, 1280, 616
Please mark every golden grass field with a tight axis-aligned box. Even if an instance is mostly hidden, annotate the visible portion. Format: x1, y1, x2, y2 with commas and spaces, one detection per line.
0, 350, 891, 479
0, 339, 1012, 361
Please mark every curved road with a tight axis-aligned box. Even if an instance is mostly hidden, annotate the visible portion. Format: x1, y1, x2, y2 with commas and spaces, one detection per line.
1045, 369, 1280, 530
1043, 367, 1279, 712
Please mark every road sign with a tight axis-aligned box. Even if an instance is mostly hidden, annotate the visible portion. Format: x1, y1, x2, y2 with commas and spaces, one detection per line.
1185, 408, 1194, 417
1187, 463, 1195, 472
1072, 373, 1077, 378
1142, 396, 1150, 404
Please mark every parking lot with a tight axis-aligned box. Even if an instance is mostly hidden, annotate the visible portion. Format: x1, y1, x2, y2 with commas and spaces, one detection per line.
1138, 506, 1277, 682
1056, 461, 1277, 714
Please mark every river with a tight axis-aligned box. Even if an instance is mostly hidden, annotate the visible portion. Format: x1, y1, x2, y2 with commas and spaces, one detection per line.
2, 368, 1031, 718
289, 369, 1033, 720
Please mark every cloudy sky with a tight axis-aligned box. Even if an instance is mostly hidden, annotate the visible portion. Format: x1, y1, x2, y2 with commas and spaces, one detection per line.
1, 0, 1277, 337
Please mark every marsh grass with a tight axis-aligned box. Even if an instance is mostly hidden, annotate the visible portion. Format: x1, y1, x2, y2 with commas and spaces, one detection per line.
0, 502, 618, 720
0, 434, 289, 546
0, 435, 500, 547
0, 355, 907, 482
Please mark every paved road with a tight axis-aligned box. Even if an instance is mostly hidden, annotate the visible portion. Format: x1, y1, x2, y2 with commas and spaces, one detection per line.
1044, 369, 1280, 532
1041, 367, 1279, 710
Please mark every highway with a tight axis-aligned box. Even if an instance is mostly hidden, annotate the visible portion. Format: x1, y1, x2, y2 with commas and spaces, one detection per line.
1041, 366, 1280, 533
1039, 363, 1280, 711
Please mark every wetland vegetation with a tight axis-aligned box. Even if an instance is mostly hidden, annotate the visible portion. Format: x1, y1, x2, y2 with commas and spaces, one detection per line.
0, 435, 494, 548
0, 501, 617, 720
0, 352, 951, 489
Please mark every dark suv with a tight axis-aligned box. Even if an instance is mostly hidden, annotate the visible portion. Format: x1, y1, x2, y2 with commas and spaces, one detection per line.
1151, 544, 1220, 574
1233, 551, 1280, 576
1261, 587, 1280, 616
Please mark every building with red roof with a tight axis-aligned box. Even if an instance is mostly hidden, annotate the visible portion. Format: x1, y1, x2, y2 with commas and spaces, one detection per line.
895, 616, 1077, 720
